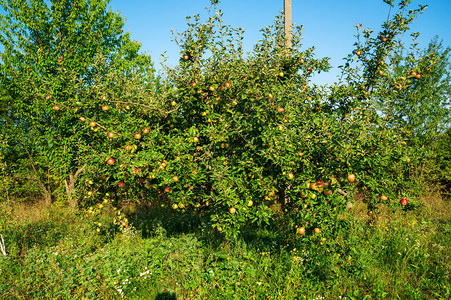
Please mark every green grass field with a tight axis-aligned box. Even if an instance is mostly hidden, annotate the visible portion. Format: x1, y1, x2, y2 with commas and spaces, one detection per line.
0, 192, 449, 299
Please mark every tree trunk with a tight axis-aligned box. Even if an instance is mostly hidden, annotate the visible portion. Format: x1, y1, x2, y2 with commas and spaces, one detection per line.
25, 173, 52, 206
65, 174, 77, 209
43, 187, 52, 207
65, 165, 86, 209
14, 137, 52, 206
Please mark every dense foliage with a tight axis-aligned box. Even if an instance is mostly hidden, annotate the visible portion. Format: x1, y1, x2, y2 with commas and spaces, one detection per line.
0, 0, 450, 240
0, 0, 156, 207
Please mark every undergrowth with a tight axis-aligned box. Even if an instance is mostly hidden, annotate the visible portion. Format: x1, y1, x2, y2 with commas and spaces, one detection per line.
0, 192, 449, 299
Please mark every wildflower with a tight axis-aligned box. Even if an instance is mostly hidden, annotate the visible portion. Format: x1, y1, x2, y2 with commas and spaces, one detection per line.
140, 269, 152, 277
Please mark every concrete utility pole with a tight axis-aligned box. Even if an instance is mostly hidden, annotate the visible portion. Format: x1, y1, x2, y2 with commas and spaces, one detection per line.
284, 0, 292, 49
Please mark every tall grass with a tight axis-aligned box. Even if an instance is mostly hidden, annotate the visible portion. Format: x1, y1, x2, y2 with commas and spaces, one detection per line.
0, 193, 449, 299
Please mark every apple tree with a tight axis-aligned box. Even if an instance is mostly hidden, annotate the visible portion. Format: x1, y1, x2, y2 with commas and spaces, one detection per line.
0, 0, 157, 207
78, 2, 424, 240
338, 1, 450, 196
159, 6, 420, 237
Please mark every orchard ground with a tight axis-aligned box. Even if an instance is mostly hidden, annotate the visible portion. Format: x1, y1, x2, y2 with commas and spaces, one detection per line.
0, 190, 449, 299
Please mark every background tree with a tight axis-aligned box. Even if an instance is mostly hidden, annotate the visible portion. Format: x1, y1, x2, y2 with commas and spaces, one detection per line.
0, 0, 155, 207
336, 1, 450, 192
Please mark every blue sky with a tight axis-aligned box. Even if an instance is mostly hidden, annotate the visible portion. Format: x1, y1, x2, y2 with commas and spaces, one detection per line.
108, 0, 451, 85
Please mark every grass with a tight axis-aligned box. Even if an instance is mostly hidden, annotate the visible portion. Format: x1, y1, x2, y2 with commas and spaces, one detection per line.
0, 192, 450, 299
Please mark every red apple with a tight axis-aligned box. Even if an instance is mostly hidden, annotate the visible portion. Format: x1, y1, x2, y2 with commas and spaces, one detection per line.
79, 117, 86, 122
324, 190, 333, 196
89, 121, 96, 127
53, 105, 60, 111
182, 54, 189, 60
134, 133, 141, 140
134, 168, 140, 175
125, 145, 132, 151
316, 180, 324, 187
297, 227, 305, 234
190, 82, 197, 87
118, 182, 124, 188
229, 207, 236, 214
400, 198, 408, 206
107, 132, 114, 138
380, 36, 387, 42
193, 137, 199, 143
298, 152, 303, 157
276, 107, 285, 113
107, 158, 115, 165
102, 105, 109, 111
347, 173, 356, 182
143, 128, 150, 134
415, 73, 421, 79
224, 82, 232, 88
164, 187, 171, 193
356, 50, 362, 56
